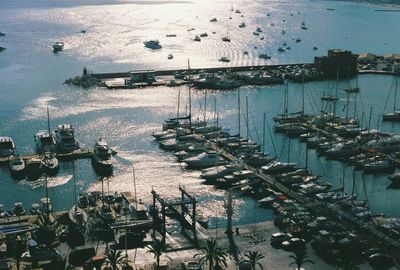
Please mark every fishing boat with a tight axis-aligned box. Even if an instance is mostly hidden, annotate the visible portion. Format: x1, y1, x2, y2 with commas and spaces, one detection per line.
0, 136, 15, 157
41, 152, 59, 175
278, 47, 285, 52
35, 130, 56, 153
9, 155, 26, 179
143, 40, 162, 49
52, 123, 80, 153
91, 138, 113, 175
53, 41, 64, 52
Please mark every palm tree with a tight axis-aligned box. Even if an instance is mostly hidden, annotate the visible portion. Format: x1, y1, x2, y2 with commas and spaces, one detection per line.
289, 249, 314, 270
243, 250, 265, 270
194, 238, 227, 270
104, 249, 126, 270
146, 238, 165, 270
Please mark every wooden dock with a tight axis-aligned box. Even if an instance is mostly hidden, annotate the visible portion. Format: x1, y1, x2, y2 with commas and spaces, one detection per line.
0, 149, 93, 164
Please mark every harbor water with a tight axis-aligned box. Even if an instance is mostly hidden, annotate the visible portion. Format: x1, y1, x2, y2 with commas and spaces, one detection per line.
1, 0, 400, 228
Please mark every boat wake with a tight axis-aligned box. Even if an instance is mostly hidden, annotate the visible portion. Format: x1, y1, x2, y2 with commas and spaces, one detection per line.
19, 174, 73, 189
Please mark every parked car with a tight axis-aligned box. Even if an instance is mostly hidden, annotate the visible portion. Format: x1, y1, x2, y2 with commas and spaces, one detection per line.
270, 232, 293, 249
183, 261, 201, 270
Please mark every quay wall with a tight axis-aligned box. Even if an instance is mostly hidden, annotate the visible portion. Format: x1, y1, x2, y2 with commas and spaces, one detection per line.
91, 63, 314, 80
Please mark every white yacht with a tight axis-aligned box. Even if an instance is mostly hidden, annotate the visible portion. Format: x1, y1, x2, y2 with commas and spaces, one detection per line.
92, 138, 113, 175
52, 124, 80, 153
0, 137, 15, 157
35, 130, 56, 153
143, 40, 162, 49
183, 151, 226, 169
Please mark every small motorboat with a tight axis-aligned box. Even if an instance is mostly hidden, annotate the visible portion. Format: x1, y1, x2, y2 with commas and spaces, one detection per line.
9, 155, 26, 180
91, 138, 113, 175
210, 18, 218, 22
41, 152, 59, 176
219, 56, 230, 62
0, 136, 15, 157
12, 202, 26, 216
239, 22, 246, 28
168, 54, 173, 60
200, 32, 208, 37
221, 36, 231, 42
143, 40, 162, 49
194, 35, 201, 42
53, 41, 64, 52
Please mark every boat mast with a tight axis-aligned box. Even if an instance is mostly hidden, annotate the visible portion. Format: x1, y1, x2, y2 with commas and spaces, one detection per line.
353, 93, 357, 120
238, 89, 241, 137
132, 165, 138, 211
333, 68, 339, 118
214, 98, 217, 129
301, 73, 305, 115
47, 106, 51, 134
246, 96, 249, 141
394, 77, 398, 113
188, 59, 192, 126
73, 161, 77, 211
45, 172, 49, 221
262, 113, 266, 154
368, 107, 373, 131
177, 88, 180, 119
204, 90, 207, 127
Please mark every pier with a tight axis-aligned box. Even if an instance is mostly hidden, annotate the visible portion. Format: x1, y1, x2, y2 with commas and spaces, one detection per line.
209, 139, 400, 259
0, 149, 93, 164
